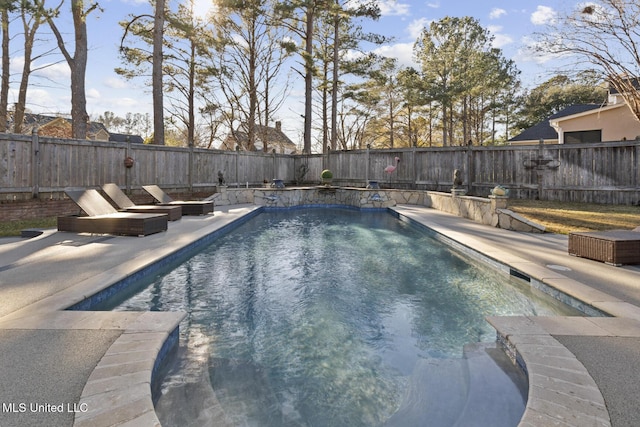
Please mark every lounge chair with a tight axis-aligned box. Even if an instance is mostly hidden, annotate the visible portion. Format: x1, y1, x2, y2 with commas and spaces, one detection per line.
58, 188, 168, 236
102, 183, 182, 221
568, 228, 640, 266
142, 185, 214, 215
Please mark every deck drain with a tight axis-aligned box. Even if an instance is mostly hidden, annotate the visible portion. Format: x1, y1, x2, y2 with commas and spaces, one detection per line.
546, 264, 572, 271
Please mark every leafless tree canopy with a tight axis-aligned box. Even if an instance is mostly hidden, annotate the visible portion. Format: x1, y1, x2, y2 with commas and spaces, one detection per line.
536, 0, 640, 121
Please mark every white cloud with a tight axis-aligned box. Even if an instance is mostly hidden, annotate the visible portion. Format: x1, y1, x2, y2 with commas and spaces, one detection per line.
426, 2, 439, 8
487, 26, 513, 48
87, 88, 101, 100
87, 96, 150, 117
104, 77, 128, 89
9, 56, 25, 75
407, 18, 431, 40
377, 0, 410, 17
489, 8, 507, 19
32, 61, 70, 81
516, 35, 563, 65
26, 88, 70, 114
104, 97, 141, 111
492, 33, 514, 49
531, 5, 556, 25
192, 0, 216, 21
373, 42, 416, 67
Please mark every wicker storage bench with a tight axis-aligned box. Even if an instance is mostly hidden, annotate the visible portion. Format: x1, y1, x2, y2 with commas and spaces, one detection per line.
568, 230, 640, 266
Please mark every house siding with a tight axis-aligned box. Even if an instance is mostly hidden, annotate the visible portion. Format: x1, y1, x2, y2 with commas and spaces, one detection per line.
556, 105, 640, 143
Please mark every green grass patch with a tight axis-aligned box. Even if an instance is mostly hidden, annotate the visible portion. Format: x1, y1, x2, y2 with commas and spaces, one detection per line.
0, 217, 57, 237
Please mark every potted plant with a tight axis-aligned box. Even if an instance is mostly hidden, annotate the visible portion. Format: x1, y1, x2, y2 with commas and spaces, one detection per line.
321, 169, 333, 186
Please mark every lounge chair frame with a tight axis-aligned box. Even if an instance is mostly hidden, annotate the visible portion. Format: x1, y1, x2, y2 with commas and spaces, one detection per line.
58, 189, 168, 236
142, 185, 213, 215
102, 183, 182, 221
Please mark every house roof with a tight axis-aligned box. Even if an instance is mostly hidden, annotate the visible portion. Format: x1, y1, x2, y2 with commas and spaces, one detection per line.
6, 112, 143, 142
14, 113, 109, 136
109, 132, 144, 144
550, 102, 626, 125
609, 78, 640, 94
509, 104, 603, 142
221, 122, 297, 153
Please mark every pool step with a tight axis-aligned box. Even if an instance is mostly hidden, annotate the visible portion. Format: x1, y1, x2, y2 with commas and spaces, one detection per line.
453, 342, 527, 427
155, 363, 235, 427
385, 343, 527, 427
385, 357, 470, 426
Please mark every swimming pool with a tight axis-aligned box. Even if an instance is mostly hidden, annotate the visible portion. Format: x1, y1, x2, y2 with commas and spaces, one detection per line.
104, 208, 580, 426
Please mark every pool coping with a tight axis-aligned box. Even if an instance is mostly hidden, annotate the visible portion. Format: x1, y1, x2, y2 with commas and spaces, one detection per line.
2, 203, 639, 426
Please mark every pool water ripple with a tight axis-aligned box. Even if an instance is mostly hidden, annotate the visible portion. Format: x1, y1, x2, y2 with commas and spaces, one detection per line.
107, 208, 580, 427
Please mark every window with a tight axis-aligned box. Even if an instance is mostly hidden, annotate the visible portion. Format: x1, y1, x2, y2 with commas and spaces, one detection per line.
564, 130, 602, 143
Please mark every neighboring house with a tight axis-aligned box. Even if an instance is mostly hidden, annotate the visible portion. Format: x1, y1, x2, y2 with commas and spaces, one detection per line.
509, 104, 603, 145
6, 113, 143, 143
108, 132, 145, 144
510, 85, 640, 145
220, 121, 298, 154
8, 113, 110, 140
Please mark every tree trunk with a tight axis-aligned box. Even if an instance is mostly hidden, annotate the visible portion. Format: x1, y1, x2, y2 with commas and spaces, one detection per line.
0, 9, 9, 132
388, 96, 394, 148
15, 7, 43, 134
303, 7, 313, 154
322, 46, 328, 154
248, 22, 257, 151
188, 38, 195, 147
330, 0, 339, 151
152, 0, 165, 145
46, 0, 92, 139
70, 0, 89, 139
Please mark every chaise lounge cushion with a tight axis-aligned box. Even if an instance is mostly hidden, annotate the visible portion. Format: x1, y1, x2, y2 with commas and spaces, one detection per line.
58, 188, 168, 236
142, 185, 214, 215
102, 183, 182, 221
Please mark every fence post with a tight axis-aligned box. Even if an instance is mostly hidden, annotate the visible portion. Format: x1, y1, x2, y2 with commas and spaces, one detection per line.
31, 129, 39, 198
466, 144, 474, 195
272, 149, 277, 182
125, 138, 132, 193
235, 145, 240, 187
188, 142, 194, 192
412, 145, 417, 189
365, 144, 370, 184
537, 138, 544, 200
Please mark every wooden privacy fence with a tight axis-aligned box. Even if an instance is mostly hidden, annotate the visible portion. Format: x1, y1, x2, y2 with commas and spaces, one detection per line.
326, 141, 640, 204
1, 132, 639, 204
0, 133, 303, 198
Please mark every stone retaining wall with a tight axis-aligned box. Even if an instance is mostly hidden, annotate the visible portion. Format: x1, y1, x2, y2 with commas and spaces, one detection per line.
210, 186, 545, 233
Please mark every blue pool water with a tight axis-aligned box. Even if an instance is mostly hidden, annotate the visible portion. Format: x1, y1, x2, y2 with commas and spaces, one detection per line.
105, 208, 580, 426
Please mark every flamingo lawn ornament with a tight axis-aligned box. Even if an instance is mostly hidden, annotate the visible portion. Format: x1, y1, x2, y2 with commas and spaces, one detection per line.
384, 157, 400, 182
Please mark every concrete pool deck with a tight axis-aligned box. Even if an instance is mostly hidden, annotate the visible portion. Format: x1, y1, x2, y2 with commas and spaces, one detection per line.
0, 203, 639, 426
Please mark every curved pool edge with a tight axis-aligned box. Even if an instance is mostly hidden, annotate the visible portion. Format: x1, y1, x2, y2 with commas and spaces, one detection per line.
73, 312, 185, 427
487, 316, 611, 427
390, 205, 640, 426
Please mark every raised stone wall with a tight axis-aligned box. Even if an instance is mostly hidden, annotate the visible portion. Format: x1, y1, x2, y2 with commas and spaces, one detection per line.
210, 186, 545, 233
